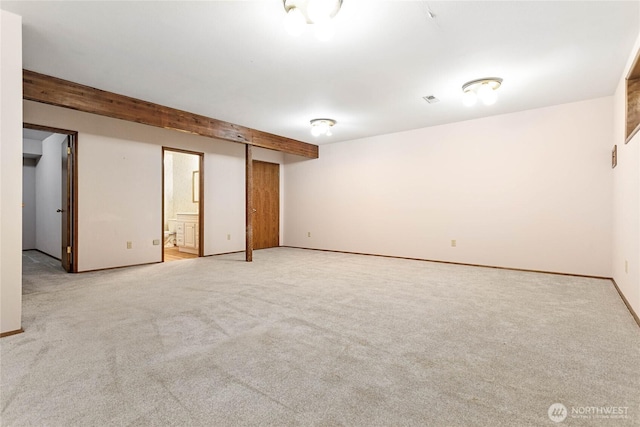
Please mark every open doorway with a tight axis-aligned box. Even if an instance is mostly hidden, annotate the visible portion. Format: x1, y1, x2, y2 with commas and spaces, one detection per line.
22, 124, 77, 272
162, 148, 204, 262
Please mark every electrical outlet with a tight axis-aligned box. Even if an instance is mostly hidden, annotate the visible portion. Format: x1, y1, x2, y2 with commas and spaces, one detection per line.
308, 232, 311, 238
451, 239, 456, 247
127, 241, 132, 249
227, 234, 231, 241
153, 239, 160, 245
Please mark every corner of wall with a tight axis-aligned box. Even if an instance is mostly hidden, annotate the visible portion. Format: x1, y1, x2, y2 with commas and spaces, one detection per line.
611, 27, 640, 321
0, 10, 24, 335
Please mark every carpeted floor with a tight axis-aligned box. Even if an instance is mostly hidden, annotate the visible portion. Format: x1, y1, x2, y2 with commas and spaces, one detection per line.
2, 248, 639, 426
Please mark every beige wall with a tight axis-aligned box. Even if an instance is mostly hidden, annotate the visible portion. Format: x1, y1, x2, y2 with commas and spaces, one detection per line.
24, 101, 253, 271
7, 9, 638, 326
284, 97, 614, 277
612, 31, 640, 317
0, 10, 23, 334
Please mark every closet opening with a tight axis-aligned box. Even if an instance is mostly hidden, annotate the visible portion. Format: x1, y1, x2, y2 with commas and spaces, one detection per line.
22, 124, 78, 273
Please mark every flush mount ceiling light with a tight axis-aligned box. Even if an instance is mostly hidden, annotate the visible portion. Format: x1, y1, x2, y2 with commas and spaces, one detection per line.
310, 118, 336, 137
283, 0, 343, 41
462, 77, 503, 107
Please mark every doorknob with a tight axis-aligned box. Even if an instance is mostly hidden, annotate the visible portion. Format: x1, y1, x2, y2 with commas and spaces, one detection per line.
56, 209, 63, 213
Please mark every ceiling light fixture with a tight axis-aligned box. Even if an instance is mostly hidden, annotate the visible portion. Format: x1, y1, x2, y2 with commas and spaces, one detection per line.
462, 77, 503, 107
283, 0, 343, 41
310, 118, 336, 137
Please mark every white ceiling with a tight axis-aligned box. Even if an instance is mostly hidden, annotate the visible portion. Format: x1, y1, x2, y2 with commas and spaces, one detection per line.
3, 1, 638, 145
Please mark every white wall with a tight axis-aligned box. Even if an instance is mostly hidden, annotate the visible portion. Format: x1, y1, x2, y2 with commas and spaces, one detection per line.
0, 10, 23, 334
203, 143, 245, 256
23, 138, 42, 157
22, 158, 37, 249
284, 97, 614, 277
35, 133, 66, 258
612, 32, 640, 318
24, 100, 248, 271
77, 134, 161, 270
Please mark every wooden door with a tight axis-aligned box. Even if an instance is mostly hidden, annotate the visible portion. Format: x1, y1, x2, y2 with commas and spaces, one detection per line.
61, 136, 72, 272
252, 161, 279, 249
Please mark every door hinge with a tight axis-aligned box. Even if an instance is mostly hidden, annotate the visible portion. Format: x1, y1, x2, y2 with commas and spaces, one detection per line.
67, 246, 72, 254
67, 146, 71, 155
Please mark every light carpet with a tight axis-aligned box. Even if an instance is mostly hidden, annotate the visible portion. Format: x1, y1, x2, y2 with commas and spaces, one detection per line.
1, 248, 639, 426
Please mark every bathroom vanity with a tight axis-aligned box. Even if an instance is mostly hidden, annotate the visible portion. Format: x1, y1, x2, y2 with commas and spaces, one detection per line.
175, 213, 199, 254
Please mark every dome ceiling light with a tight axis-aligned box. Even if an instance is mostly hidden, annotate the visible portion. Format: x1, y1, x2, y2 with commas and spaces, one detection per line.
310, 118, 336, 137
462, 77, 503, 107
283, 0, 343, 41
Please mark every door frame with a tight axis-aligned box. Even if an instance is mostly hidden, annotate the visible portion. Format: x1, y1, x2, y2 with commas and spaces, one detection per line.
161, 147, 204, 261
23, 123, 79, 273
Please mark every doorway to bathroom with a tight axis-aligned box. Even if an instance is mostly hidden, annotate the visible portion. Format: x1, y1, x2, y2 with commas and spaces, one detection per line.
162, 148, 204, 262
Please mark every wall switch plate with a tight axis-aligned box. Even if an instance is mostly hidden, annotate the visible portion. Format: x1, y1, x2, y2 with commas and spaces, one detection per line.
127, 241, 132, 249
227, 234, 231, 241
451, 239, 457, 247
625, 260, 628, 274
153, 239, 160, 245
308, 232, 311, 238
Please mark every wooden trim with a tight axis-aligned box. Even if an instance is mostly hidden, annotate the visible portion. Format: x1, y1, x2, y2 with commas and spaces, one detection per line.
626, 125, 640, 144
160, 146, 204, 157
611, 278, 640, 328
250, 130, 317, 158
23, 70, 319, 159
625, 47, 640, 143
78, 261, 161, 273
198, 154, 204, 257
161, 148, 166, 263
71, 133, 78, 272
245, 145, 253, 262
625, 77, 640, 143
283, 246, 613, 280
203, 250, 245, 257
627, 47, 640, 80
23, 123, 75, 135
0, 328, 24, 338
23, 123, 79, 272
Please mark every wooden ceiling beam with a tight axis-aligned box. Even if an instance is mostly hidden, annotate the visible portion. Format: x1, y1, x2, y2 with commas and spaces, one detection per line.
23, 70, 319, 159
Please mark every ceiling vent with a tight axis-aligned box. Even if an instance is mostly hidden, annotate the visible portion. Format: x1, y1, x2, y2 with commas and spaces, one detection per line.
423, 95, 440, 104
